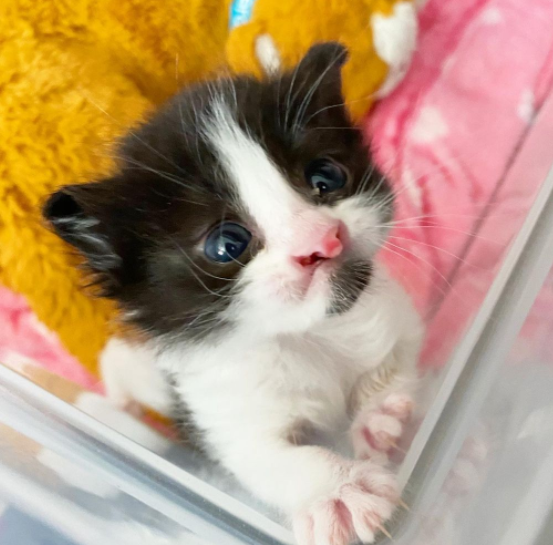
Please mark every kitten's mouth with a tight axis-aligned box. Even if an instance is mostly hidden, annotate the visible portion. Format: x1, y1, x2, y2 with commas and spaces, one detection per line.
296, 243, 371, 312
298, 253, 328, 268
304, 255, 341, 293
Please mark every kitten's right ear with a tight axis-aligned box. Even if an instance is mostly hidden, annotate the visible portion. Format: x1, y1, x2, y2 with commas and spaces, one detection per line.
300, 42, 349, 76
288, 42, 349, 122
43, 184, 122, 272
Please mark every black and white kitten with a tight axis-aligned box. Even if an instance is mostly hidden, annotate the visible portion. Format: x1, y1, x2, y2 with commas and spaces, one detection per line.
44, 43, 422, 545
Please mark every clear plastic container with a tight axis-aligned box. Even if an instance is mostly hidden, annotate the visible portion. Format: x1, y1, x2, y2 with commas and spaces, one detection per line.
2, 65, 553, 545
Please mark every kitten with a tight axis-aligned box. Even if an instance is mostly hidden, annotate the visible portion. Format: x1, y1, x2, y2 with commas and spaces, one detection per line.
44, 43, 422, 545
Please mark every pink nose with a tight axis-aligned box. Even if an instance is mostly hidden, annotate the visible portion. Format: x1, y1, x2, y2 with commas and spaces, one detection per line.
295, 223, 344, 267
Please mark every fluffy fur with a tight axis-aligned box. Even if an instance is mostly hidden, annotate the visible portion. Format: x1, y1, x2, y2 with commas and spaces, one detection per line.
44, 43, 422, 545
0, 0, 231, 374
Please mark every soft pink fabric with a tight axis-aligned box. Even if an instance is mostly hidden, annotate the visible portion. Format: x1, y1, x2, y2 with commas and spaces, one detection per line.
0, 286, 100, 390
2, 0, 553, 384
369, 0, 553, 368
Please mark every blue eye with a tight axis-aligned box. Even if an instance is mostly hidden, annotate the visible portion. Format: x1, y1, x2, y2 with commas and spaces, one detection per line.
305, 159, 347, 195
204, 222, 252, 263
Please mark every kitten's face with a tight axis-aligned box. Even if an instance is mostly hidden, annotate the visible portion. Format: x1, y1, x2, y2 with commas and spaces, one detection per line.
44, 43, 392, 343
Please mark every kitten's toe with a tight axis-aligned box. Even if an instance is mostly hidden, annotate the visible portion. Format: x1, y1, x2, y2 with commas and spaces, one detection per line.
381, 393, 414, 422
293, 462, 398, 545
352, 394, 414, 460
352, 410, 403, 460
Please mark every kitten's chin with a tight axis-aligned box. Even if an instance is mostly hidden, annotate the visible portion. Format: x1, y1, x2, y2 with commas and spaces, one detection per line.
233, 291, 328, 338
232, 256, 373, 337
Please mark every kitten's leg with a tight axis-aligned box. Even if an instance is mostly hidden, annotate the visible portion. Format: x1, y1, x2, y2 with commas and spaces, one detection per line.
350, 341, 419, 462
217, 436, 399, 545
100, 336, 173, 417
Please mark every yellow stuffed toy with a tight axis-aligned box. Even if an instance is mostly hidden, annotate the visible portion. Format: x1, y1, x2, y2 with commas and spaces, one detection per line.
0, 0, 416, 379
226, 0, 417, 120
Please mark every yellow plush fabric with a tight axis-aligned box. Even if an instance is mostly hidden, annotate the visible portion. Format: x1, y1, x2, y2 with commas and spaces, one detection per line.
0, 0, 413, 376
226, 0, 415, 120
0, 0, 228, 374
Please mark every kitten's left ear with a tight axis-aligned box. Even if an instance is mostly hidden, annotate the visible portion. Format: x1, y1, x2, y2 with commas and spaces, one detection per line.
43, 182, 127, 293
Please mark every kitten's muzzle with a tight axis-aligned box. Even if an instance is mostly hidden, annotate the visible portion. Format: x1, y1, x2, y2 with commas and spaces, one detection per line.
293, 220, 346, 268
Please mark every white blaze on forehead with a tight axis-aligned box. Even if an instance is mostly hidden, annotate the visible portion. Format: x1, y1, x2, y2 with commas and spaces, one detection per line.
206, 100, 301, 241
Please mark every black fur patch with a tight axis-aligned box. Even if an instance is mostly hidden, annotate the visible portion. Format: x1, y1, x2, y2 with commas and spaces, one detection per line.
329, 259, 373, 315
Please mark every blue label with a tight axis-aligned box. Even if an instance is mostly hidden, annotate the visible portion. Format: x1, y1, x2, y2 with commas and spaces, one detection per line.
229, 0, 256, 29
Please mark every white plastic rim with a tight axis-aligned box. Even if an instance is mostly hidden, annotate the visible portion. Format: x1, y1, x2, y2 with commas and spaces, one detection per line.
0, 369, 294, 545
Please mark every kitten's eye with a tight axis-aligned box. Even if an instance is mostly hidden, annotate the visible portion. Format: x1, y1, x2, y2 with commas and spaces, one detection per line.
204, 222, 252, 263
305, 159, 347, 195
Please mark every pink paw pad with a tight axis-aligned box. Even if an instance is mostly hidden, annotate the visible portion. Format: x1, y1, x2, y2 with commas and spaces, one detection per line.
381, 393, 414, 422
352, 394, 414, 460
362, 412, 402, 451
293, 462, 398, 545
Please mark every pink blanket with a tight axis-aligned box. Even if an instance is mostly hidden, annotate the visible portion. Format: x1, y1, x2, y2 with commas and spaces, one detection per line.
371, 0, 553, 368
0, 287, 100, 389
2, 0, 553, 385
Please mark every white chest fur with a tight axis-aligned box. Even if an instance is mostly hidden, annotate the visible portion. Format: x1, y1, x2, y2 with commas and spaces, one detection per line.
159, 267, 421, 457
101, 265, 422, 536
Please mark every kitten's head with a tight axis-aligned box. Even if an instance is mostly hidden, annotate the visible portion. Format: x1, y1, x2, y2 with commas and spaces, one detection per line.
44, 43, 393, 343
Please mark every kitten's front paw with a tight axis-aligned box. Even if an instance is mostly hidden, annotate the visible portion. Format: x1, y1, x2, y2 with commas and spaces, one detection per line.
351, 393, 413, 461
293, 461, 398, 545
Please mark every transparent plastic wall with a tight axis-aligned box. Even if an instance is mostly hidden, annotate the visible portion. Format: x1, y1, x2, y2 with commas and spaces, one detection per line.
394, 271, 553, 545
388, 162, 553, 545
0, 421, 210, 545
0, 367, 292, 545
